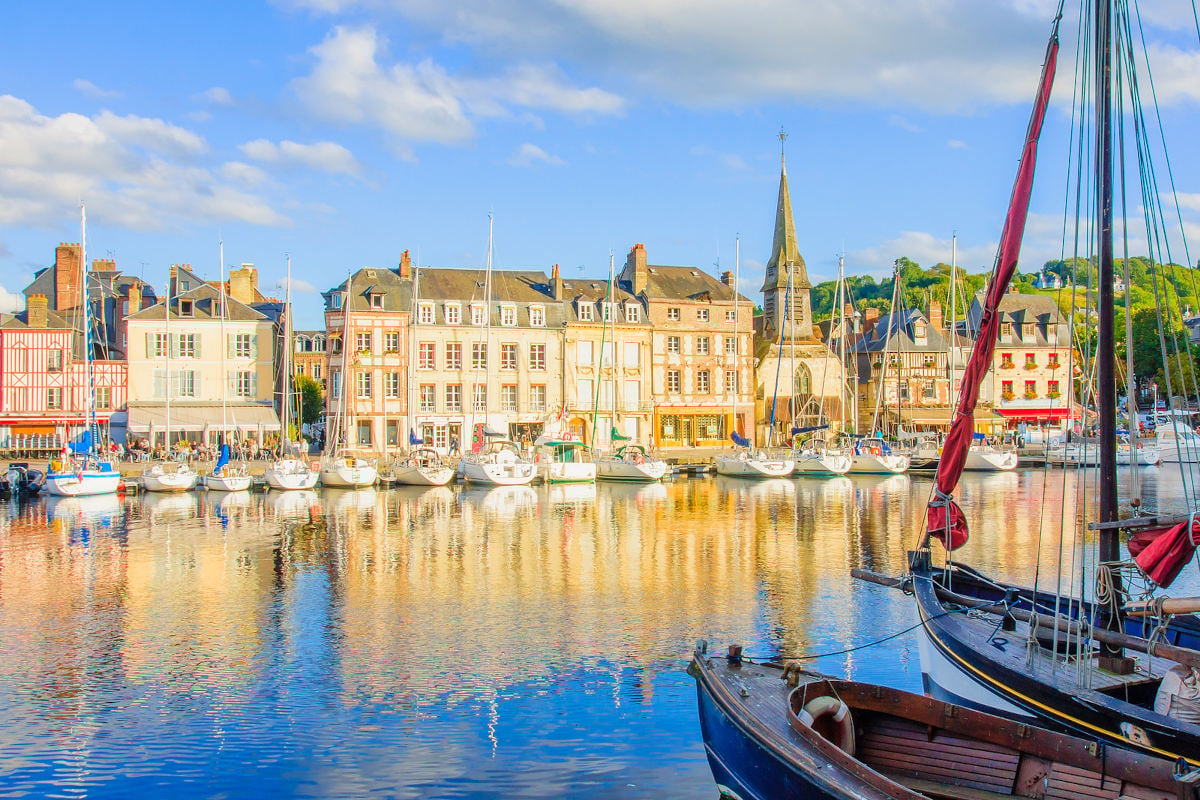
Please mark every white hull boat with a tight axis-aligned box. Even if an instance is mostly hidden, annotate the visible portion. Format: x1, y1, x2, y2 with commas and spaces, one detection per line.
847, 451, 909, 474
141, 462, 198, 493
1155, 425, 1200, 463
320, 456, 378, 488
790, 449, 852, 475
962, 446, 1018, 471
537, 460, 597, 483
45, 460, 121, 497
1116, 443, 1162, 466
460, 439, 536, 486
391, 463, 454, 486
201, 473, 253, 491
595, 445, 668, 482
714, 450, 794, 478
263, 458, 320, 490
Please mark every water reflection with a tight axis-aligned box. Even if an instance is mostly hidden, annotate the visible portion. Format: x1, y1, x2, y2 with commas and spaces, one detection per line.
0, 468, 1195, 797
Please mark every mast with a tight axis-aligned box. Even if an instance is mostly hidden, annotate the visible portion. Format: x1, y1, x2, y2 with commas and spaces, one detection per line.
948, 235, 958, 415
483, 214, 494, 436
81, 202, 94, 457
408, 255, 419, 452
337, 268, 352, 459
218, 240, 228, 451
282, 255, 292, 448
731, 236, 741, 443
164, 258, 172, 454
836, 255, 848, 436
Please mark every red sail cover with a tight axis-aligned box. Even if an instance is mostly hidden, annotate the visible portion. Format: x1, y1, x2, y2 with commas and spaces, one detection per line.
928, 30, 1059, 552
1129, 521, 1200, 588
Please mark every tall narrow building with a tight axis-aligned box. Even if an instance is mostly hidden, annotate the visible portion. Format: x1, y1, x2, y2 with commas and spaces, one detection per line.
760, 148, 814, 342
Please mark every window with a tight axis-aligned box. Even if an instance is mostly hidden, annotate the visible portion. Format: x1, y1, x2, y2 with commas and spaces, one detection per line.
501, 385, 518, 411
418, 302, 434, 324
578, 302, 594, 322
1025, 353, 1036, 368
177, 333, 196, 358
1024, 380, 1037, 398
1048, 352, 1060, 368
357, 372, 372, 398
331, 370, 341, 399
624, 380, 640, 409
1000, 322, 1012, 339
923, 380, 936, 399
726, 310, 736, 323
667, 370, 681, 393
899, 383, 910, 402
696, 337, 710, 355
96, 387, 112, 409
47, 349, 63, 372
235, 371, 254, 398
1023, 323, 1035, 340
724, 336, 737, 356
179, 299, 194, 317
357, 420, 372, 446
446, 342, 462, 370
473, 384, 487, 411
624, 342, 640, 368
697, 308, 709, 322
530, 305, 545, 327
387, 420, 400, 448
530, 343, 546, 370
602, 302, 615, 322
697, 370, 710, 393
1001, 380, 1014, 398
385, 372, 400, 398
577, 341, 594, 364
370, 293, 384, 309
446, 384, 463, 412
178, 371, 196, 397
667, 335, 681, 354
179, 280, 190, 292
626, 304, 641, 323
331, 335, 343, 354
153, 333, 169, 358
472, 342, 487, 369
356, 332, 372, 352
500, 305, 516, 326
530, 384, 546, 412
667, 307, 681, 321
419, 384, 435, 412
47, 387, 63, 409
445, 304, 461, 325
501, 343, 518, 370
471, 304, 487, 326
1048, 380, 1061, 397
313, 364, 322, 380
1000, 353, 1014, 368
725, 370, 738, 394
418, 342, 435, 370
331, 293, 342, 310
384, 331, 399, 352
235, 333, 253, 358
576, 379, 593, 405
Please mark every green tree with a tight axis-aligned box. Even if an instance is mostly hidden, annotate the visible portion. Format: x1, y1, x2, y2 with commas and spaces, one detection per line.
294, 374, 324, 426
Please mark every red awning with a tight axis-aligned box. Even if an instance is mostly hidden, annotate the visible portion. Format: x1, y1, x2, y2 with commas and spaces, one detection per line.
994, 406, 1079, 422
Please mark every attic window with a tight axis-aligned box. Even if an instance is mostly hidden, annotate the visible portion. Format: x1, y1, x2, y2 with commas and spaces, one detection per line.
331, 294, 342, 310
578, 302, 594, 322
179, 299, 194, 317
648, 268, 657, 274
626, 304, 641, 323
500, 304, 516, 326
180, 280, 190, 292
370, 293, 384, 309
366, 269, 377, 279
690, 270, 699, 277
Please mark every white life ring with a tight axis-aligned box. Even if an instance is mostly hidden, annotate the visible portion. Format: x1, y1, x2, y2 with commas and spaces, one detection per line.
793, 692, 856, 755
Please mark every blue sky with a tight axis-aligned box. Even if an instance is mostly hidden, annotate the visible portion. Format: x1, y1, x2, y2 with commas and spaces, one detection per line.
3, 0, 1200, 327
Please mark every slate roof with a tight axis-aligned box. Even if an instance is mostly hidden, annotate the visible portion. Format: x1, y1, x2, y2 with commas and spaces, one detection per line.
849, 308, 948, 354
623, 264, 751, 305
561, 278, 650, 326
966, 291, 1067, 347
127, 282, 269, 323
323, 266, 413, 314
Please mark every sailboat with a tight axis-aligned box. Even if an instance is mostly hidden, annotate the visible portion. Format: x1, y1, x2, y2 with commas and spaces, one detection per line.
45, 202, 121, 498
391, 430, 454, 486
141, 265, 199, 493
201, 241, 251, 491
715, 236, 795, 478
913, 5, 1200, 764
319, 269, 378, 488
459, 215, 537, 487
264, 256, 319, 491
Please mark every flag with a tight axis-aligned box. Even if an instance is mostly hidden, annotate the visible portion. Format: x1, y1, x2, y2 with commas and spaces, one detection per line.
409, 429, 424, 446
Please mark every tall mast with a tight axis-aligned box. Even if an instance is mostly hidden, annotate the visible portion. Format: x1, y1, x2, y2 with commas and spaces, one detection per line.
731, 236, 740, 442
836, 254, 847, 435
338, 268, 352, 457
218, 240, 228, 449
948, 234, 958, 414
165, 258, 172, 453
282, 255, 292, 443
80, 202, 94, 455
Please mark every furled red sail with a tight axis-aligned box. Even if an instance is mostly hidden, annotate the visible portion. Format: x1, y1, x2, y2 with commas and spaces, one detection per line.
928, 26, 1059, 551
1129, 521, 1200, 588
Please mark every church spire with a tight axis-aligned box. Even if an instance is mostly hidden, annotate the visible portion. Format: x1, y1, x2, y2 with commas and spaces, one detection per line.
761, 129, 813, 340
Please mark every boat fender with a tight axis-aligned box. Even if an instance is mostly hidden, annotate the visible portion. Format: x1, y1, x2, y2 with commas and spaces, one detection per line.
310, 461, 320, 471
797, 695, 856, 755
634, 454, 645, 465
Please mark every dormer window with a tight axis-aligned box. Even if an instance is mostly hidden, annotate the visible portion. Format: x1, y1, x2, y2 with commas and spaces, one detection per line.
626, 304, 641, 323
529, 305, 545, 327
365, 269, 377, 279
500, 304, 516, 326
179, 299, 194, 317
418, 302, 435, 324
369, 293, 384, 309
471, 303, 487, 326
1023, 323, 1035, 340
913, 322, 927, 342
331, 294, 342, 310
601, 302, 615, 322
578, 302, 594, 322
179, 280, 190, 292
445, 304, 461, 325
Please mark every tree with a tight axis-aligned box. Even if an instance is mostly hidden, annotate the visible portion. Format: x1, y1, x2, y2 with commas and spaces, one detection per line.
294, 374, 324, 426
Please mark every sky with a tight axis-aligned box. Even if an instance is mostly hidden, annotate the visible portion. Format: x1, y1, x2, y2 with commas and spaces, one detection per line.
4, 0, 1200, 328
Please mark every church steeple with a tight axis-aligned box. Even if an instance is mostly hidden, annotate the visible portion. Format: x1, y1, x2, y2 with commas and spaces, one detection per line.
761, 130, 813, 340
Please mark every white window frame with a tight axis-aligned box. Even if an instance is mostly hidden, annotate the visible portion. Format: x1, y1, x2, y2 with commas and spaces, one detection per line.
667, 335, 681, 354
578, 303, 594, 322
530, 343, 546, 371
472, 384, 487, 411
356, 371, 372, 399
472, 342, 487, 370
667, 370, 681, 393
500, 304, 517, 326
418, 342, 436, 370
419, 384, 436, 413
667, 307, 681, 321
501, 384, 518, 412
418, 302, 435, 324
530, 384, 546, 412
501, 343, 518, 370
236, 371, 254, 398
471, 303, 487, 326
445, 304, 461, 325
529, 305, 545, 327
697, 308, 709, 322
235, 333, 252, 358
697, 337, 710, 355
626, 304, 641, 323
386, 372, 401, 398
446, 384, 463, 412
446, 342, 462, 370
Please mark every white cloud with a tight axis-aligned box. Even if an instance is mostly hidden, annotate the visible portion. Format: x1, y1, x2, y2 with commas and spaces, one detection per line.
850, 231, 998, 277
289, 26, 623, 145
73, 79, 121, 99
505, 143, 564, 167
239, 138, 362, 175
0, 94, 288, 230
947, 139, 969, 150
276, 276, 317, 294
888, 115, 922, 133
0, 285, 23, 314
220, 161, 272, 186
198, 86, 235, 105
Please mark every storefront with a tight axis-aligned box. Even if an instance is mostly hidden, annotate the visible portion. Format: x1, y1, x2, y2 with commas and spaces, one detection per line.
655, 409, 742, 448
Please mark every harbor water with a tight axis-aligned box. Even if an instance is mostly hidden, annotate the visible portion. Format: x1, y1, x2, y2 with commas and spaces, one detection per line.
0, 467, 1195, 798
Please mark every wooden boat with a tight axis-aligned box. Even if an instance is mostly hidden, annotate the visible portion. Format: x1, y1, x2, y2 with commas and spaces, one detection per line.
691, 641, 1199, 800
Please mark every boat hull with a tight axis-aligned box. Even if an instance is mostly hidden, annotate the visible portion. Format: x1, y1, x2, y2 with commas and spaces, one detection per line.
263, 459, 320, 490
141, 466, 198, 493
201, 473, 253, 492
537, 461, 597, 483
847, 453, 909, 474
963, 448, 1018, 471
714, 455, 794, 478
45, 466, 121, 497
390, 465, 454, 486
459, 458, 536, 486
791, 452, 852, 476
320, 463, 378, 488
596, 458, 669, 482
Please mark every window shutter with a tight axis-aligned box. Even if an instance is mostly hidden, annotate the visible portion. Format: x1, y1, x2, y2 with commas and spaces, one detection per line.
170, 334, 179, 359
193, 336, 201, 359
145, 331, 154, 357
227, 334, 235, 359
250, 334, 258, 359
250, 371, 258, 398
153, 369, 166, 398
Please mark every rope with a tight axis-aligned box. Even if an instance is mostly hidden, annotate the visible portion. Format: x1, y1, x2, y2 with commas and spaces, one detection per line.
757, 606, 975, 663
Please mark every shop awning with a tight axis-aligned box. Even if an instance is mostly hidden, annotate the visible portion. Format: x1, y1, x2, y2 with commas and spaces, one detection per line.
127, 404, 281, 434
994, 404, 1082, 422
885, 407, 957, 426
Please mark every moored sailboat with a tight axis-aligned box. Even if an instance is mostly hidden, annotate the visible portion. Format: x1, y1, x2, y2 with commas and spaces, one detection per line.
264, 256, 319, 491
201, 242, 250, 492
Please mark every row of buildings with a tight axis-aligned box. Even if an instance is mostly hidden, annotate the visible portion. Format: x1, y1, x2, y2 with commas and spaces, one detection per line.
0, 156, 1077, 456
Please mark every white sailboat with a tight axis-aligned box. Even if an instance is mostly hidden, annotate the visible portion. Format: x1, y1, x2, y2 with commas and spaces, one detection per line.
715, 236, 794, 479
264, 256, 320, 491
45, 202, 122, 497
201, 240, 251, 491
847, 263, 909, 475
534, 433, 596, 483
391, 443, 454, 486
459, 214, 536, 486
320, 269, 378, 488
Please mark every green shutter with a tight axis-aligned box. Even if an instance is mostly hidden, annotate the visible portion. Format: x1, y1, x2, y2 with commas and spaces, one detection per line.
227, 334, 235, 359
250, 333, 258, 359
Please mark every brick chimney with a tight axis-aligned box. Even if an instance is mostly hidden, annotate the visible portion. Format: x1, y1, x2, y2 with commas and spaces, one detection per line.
229, 264, 256, 304
399, 249, 412, 279
55, 243, 82, 311
26, 294, 49, 328
92, 258, 116, 272
863, 306, 880, 335
720, 270, 733, 287
126, 280, 143, 315
625, 243, 648, 295
551, 263, 563, 300
928, 300, 943, 331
